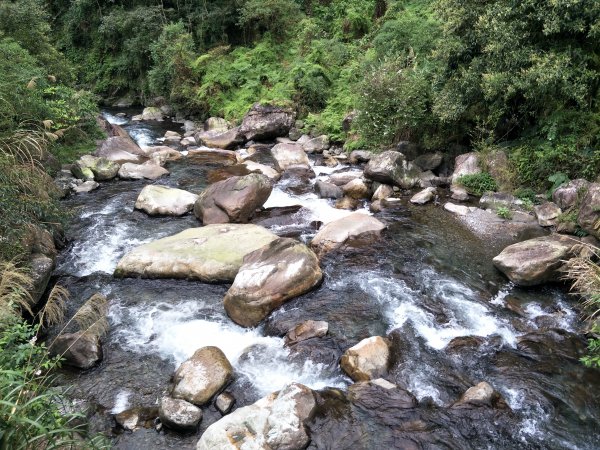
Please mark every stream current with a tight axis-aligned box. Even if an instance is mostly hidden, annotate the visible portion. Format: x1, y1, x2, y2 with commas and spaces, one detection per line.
52, 110, 600, 449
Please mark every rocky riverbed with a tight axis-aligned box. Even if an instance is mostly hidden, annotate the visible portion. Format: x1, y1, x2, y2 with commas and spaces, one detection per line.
48, 107, 600, 449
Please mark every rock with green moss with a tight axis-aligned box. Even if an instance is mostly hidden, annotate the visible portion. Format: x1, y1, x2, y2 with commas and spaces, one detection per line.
72, 155, 120, 181
114, 224, 279, 282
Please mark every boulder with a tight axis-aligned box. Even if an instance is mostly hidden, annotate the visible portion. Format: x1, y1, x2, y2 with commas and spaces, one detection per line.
49, 331, 102, 370
71, 155, 120, 181
372, 184, 394, 201
172, 347, 233, 406
143, 146, 182, 165
418, 170, 437, 188
239, 103, 295, 141
577, 183, 600, 238
118, 162, 169, 180
364, 150, 420, 188
215, 393, 235, 415
95, 136, 147, 164
285, 320, 329, 346
335, 196, 359, 210
349, 150, 373, 165
302, 135, 330, 153
552, 179, 590, 209
348, 379, 417, 410
271, 143, 310, 171
450, 184, 469, 201
194, 173, 272, 224
534, 202, 561, 227
311, 212, 386, 257
180, 136, 196, 147
29, 254, 55, 306
288, 127, 302, 141
73, 180, 99, 193
194, 128, 243, 150
115, 407, 158, 431
204, 117, 230, 133
479, 192, 521, 210
140, 106, 163, 121
315, 180, 343, 199
485, 150, 510, 185
242, 160, 281, 181
329, 171, 364, 186
114, 225, 279, 282
413, 152, 443, 171
452, 382, 507, 409
492, 234, 578, 286
444, 202, 475, 216
410, 187, 436, 205
186, 148, 238, 166
197, 383, 316, 450
340, 336, 390, 382
342, 178, 371, 199
135, 185, 198, 216
224, 238, 323, 327
159, 397, 202, 432
451, 152, 481, 183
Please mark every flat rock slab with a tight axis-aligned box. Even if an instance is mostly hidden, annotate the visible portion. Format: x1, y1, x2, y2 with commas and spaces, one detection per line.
135, 185, 198, 216
114, 224, 279, 282
186, 148, 239, 166
492, 234, 578, 286
224, 238, 322, 327
311, 212, 386, 256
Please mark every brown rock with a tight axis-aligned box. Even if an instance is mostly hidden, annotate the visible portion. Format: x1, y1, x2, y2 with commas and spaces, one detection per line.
340, 336, 390, 382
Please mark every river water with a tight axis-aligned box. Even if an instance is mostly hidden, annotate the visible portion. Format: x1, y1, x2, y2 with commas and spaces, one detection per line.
52, 110, 600, 449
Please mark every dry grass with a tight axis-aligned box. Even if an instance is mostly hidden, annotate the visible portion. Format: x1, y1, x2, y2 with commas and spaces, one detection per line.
565, 242, 600, 320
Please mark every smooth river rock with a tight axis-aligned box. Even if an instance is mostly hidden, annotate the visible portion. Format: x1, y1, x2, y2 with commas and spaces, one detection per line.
196, 383, 316, 450
224, 238, 323, 327
194, 128, 243, 150
285, 320, 329, 346
340, 336, 391, 382
271, 143, 310, 172
49, 331, 102, 370
118, 162, 169, 180
95, 136, 147, 164
159, 397, 202, 432
172, 346, 233, 406
186, 148, 239, 165
311, 212, 386, 257
410, 187, 436, 205
492, 234, 578, 286
114, 224, 279, 282
194, 173, 272, 224
134, 185, 198, 216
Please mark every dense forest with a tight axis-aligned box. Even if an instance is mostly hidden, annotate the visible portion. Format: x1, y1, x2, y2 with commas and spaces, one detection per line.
1, 0, 599, 447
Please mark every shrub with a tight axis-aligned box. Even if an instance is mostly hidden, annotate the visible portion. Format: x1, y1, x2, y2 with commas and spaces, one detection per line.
496, 206, 512, 220
238, 0, 302, 40
456, 172, 498, 196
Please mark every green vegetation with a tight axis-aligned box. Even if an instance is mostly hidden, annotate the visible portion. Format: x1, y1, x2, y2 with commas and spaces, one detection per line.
457, 173, 498, 196
496, 206, 512, 220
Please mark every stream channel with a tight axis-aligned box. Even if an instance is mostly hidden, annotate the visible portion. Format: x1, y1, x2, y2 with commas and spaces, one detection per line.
51, 110, 600, 449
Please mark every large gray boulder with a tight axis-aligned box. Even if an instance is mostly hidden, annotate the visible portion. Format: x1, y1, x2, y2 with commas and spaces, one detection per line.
451, 152, 481, 183
311, 212, 386, 257
492, 234, 578, 286
552, 179, 590, 209
194, 127, 243, 150
364, 150, 420, 188
302, 135, 330, 154
194, 173, 272, 224
118, 162, 169, 180
413, 152, 443, 171
224, 238, 322, 327
577, 183, 600, 239
340, 336, 390, 382
114, 225, 279, 282
271, 143, 310, 172
49, 331, 102, 370
172, 347, 233, 406
135, 185, 198, 216
159, 397, 202, 432
239, 103, 295, 141
197, 383, 316, 450
95, 136, 147, 164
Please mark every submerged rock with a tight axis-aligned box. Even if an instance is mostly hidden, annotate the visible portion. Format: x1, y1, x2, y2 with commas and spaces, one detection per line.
452, 382, 508, 409
340, 336, 390, 382
49, 331, 102, 370
159, 397, 202, 432
224, 238, 322, 327
311, 212, 386, 257
492, 234, 578, 286
115, 407, 159, 431
239, 103, 295, 141
348, 378, 417, 410
285, 320, 329, 346
172, 347, 233, 406
194, 173, 272, 224
196, 383, 316, 450
134, 185, 198, 216
114, 224, 279, 282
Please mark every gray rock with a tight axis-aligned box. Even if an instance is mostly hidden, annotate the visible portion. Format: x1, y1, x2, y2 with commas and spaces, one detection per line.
159, 397, 202, 432
95, 136, 147, 164
239, 103, 295, 141
204, 117, 230, 133
479, 192, 521, 209
172, 347, 233, 406
534, 202, 561, 227
29, 253, 55, 305
73, 180, 99, 193
335, 196, 359, 210
451, 152, 481, 183
577, 182, 600, 238
372, 184, 394, 201
364, 150, 420, 188
186, 148, 238, 166
302, 135, 330, 153
450, 184, 469, 201
413, 152, 443, 171
329, 170, 364, 186
285, 320, 329, 346
315, 180, 343, 199
49, 331, 102, 370
349, 150, 373, 165
135, 185, 198, 216
410, 187, 436, 205
194, 127, 243, 150
118, 162, 169, 180
552, 179, 590, 209
224, 238, 322, 327
452, 382, 507, 409
342, 178, 371, 199
215, 393, 235, 415
140, 106, 164, 121
271, 143, 310, 171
